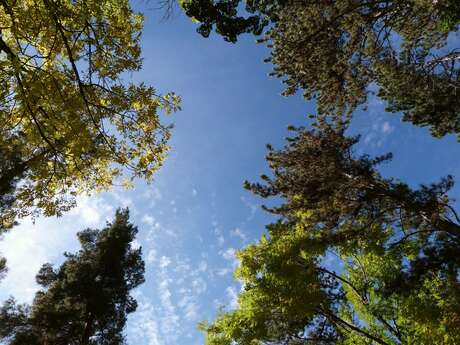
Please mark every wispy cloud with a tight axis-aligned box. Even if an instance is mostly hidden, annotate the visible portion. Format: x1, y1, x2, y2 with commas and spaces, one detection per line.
221, 247, 239, 270
177, 291, 200, 322
142, 186, 162, 208
191, 277, 207, 294
127, 291, 161, 345
70, 194, 114, 226
142, 214, 155, 226
216, 268, 232, 276
157, 266, 180, 343
159, 256, 172, 269
146, 249, 157, 264
230, 227, 246, 241
226, 286, 239, 310
197, 260, 208, 273
382, 121, 394, 134
222, 247, 236, 261
184, 301, 199, 321
240, 196, 258, 221
213, 223, 225, 247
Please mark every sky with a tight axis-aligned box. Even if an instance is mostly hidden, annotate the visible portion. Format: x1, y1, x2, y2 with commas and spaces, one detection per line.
2, 4, 460, 345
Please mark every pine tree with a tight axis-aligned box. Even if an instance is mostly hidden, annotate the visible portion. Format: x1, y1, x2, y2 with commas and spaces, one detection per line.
0, 208, 145, 345
0, 144, 26, 232
182, 0, 460, 138
199, 125, 460, 344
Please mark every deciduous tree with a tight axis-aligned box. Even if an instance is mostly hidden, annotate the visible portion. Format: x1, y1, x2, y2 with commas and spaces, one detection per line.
0, 0, 180, 225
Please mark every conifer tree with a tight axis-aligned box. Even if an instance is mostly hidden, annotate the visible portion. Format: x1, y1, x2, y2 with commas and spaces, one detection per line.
199, 125, 460, 344
0, 145, 25, 232
0, 208, 145, 345
182, 0, 460, 138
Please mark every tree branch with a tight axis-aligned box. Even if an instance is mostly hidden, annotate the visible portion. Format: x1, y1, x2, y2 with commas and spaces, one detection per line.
318, 306, 390, 345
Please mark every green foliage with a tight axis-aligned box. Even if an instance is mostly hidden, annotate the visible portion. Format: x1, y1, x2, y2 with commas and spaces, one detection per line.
0, 257, 6, 281
0, 144, 26, 279
0, 0, 180, 224
0, 208, 145, 345
182, 0, 460, 138
201, 126, 460, 345
179, 0, 276, 42
0, 144, 26, 232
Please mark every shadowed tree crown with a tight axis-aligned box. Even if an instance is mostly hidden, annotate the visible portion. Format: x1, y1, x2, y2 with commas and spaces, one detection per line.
0, 208, 145, 345
182, 0, 460, 138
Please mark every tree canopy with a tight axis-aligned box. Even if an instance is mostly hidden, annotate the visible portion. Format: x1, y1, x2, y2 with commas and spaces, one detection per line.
0, 0, 180, 226
1, 2, 459, 344
0, 145, 25, 232
182, 0, 460, 138
0, 208, 144, 345
199, 125, 460, 344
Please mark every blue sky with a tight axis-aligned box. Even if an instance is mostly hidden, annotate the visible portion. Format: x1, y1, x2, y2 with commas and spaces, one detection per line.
1, 4, 460, 345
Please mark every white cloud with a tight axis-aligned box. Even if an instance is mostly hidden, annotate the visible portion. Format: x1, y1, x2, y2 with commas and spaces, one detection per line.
178, 294, 200, 321
174, 257, 191, 274
159, 256, 172, 268
226, 286, 239, 310
177, 293, 192, 308
127, 292, 161, 345
159, 281, 173, 306
240, 196, 258, 221
142, 187, 162, 208
191, 277, 207, 295
214, 224, 225, 247
146, 220, 162, 242
111, 190, 133, 209
178, 287, 188, 295
197, 260, 207, 273
363, 131, 383, 148
382, 121, 394, 134
216, 268, 232, 276
192, 189, 197, 197
157, 265, 180, 343
70, 195, 113, 226
222, 247, 236, 261
184, 301, 199, 321
146, 249, 157, 264
131, 239, 142, 250
142, 215, 155, 226
230, 227, 246, 241
220, 247, 240, 272
213, 298, 224, 309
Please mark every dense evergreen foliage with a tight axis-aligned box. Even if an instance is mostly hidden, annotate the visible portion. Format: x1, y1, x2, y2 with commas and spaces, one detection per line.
182, 0, 460, 138
199, 126, 460, 344
0, 145, 27, 280
0, 145, 26, 232
0, 209, 144, 345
